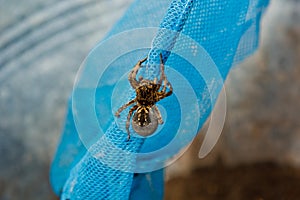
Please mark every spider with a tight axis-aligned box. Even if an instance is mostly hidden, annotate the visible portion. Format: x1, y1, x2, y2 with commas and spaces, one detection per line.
115, 53, 173, 140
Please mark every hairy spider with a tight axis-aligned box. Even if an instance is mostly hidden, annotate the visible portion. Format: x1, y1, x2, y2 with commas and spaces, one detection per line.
115, 53, 173, 140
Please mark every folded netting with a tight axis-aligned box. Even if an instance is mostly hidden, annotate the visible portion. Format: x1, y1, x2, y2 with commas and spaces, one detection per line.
50, 0, 269, 199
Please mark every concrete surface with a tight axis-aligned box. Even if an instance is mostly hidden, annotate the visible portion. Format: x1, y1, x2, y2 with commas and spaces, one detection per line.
0, 0, 132, 199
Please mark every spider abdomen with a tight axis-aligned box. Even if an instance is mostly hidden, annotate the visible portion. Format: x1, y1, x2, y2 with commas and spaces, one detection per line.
134, 107, 151, 127
132, 107, 158, 136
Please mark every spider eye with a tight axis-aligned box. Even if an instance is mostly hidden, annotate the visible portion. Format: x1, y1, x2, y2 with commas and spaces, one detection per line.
132, 108, 158, 137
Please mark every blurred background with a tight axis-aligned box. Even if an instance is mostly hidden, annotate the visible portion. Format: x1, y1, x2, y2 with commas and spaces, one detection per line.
0, 0, 299, 199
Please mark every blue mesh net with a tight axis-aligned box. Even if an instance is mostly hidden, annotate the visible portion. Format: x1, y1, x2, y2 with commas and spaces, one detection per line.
50, 0, 269, 199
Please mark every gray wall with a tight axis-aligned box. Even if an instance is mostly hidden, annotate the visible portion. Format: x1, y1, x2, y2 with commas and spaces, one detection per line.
0, 0, 132, 199
223, 0, 300, 165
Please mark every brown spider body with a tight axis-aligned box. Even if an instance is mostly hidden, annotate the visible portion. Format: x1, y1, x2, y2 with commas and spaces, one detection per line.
133, 83, 160, 127
115, 54, 173, 140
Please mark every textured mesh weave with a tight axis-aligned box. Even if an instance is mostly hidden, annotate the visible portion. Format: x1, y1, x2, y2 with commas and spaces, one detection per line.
146, 0, 194, 77
50, 0, 269, 199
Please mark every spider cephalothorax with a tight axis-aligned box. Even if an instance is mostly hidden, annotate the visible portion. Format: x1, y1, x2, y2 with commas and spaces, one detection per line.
115, 53, 173, 140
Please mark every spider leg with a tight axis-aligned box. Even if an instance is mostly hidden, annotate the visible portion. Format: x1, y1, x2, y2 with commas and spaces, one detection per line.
158, 53, 172, 94
152, 105, 163, 124
115, 99, 135, 117
157, 76, 173, 101
156, 53, 173, 100
138, 76, 143, 82
161, 78, 173, 96
126, 105, 138, 140
158, 53, 165, 85
128, 56, 147, 89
